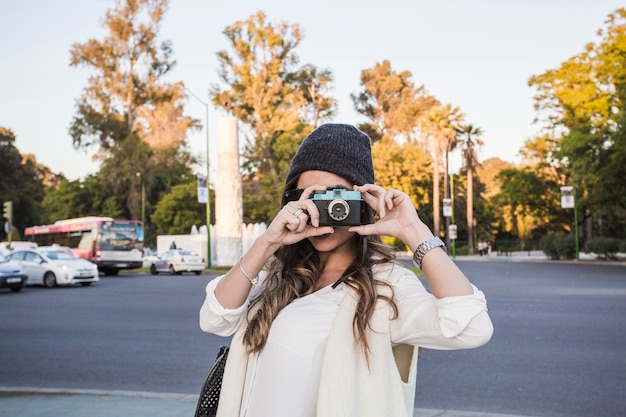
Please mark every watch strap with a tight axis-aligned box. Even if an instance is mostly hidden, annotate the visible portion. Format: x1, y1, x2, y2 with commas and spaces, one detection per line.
412, 237, 446, 269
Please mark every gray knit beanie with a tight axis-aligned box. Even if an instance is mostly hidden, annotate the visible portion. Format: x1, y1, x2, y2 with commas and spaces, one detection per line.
285, 124, 375, 186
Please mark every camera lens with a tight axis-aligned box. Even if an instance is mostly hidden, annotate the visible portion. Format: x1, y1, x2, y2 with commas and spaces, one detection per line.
328, 200, 350, 221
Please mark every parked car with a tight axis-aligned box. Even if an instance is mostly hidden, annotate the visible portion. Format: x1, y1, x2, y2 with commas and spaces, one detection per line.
0, 253, 28, 292
0, 241, 37, 255
6, 248, 99, 288
142, 248, 159, 268
37, 245, 75, 256
150, 249, 205, 275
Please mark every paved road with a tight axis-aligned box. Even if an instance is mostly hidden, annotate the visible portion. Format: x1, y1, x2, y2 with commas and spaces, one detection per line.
413, 260, 626, 417
1, 258, 625, 416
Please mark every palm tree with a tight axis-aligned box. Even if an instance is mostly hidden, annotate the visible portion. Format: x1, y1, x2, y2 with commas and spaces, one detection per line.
456, 123, 484, 254
421, 103, 463, 242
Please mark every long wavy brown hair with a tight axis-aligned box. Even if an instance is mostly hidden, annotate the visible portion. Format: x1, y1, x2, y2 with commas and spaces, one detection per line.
243, 176, 399, 362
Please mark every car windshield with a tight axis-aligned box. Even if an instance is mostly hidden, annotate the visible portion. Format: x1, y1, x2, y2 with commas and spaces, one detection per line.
40, 250, 78, 261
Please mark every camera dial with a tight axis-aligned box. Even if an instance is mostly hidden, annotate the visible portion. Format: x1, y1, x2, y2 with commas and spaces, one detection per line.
327, 200, 350, 221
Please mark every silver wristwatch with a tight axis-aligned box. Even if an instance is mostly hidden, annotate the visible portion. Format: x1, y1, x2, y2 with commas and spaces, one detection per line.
412, 237, 446, 269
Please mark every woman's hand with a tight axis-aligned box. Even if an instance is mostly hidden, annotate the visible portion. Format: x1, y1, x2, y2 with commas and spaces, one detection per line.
349, 184, 432, 248
259, 184, 335, 249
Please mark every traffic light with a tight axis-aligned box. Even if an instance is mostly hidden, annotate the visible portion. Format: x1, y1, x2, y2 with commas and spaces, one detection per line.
3, 201, 12, 224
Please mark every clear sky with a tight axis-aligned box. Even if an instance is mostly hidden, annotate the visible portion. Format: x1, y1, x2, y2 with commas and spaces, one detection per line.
1, 0, 623, 181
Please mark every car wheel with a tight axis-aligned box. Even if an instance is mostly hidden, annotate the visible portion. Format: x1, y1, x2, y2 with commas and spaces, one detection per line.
150, 264, 158, 275
43, 271, 57, 288
169, 264, 176, 275
194, 270, 202, 275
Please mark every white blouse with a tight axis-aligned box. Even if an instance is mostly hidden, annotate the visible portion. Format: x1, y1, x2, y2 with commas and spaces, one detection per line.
200, 266, 491, 417
242, 285, 344, 417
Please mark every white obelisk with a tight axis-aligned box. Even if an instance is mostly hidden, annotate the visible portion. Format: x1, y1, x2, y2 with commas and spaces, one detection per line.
215, 116, 243, 266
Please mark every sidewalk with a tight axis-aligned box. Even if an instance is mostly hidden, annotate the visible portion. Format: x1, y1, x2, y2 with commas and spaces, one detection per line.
399, 249, 626, 264
0, 387, 537, 417
0, 388, 196, 417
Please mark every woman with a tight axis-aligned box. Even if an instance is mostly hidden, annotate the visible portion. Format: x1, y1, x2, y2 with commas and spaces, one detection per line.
200, 124, 493, 417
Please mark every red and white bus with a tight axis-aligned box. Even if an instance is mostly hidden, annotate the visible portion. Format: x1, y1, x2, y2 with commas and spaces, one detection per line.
24, 217, 144, 275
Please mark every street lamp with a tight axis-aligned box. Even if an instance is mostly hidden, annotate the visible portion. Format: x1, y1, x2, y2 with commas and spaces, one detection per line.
182, 85, 212, 268
136, 172, 145, 228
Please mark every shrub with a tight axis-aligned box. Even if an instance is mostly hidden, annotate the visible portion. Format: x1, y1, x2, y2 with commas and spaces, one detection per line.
555, 234, 577, 260
540, 233, 578, 260
540, 234, 559, 260
584, 237, 621, 259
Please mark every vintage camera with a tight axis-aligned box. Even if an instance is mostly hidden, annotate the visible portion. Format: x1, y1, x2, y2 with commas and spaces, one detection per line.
312, 188, 364, 226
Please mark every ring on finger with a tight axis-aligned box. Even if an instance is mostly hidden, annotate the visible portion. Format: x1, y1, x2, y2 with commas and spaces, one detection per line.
293, 207, 305, 218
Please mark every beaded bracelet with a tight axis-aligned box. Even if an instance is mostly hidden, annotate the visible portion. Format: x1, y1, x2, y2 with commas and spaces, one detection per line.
238, 256, 258, 287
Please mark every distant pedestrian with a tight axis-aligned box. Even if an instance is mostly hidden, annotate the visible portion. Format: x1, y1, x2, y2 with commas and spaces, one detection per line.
170, 241, 177, 250
478, 241, 486, 256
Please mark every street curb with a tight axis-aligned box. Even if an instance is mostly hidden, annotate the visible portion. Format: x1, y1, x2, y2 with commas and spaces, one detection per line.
0, 387, 539, 417
0, 386, 197, 402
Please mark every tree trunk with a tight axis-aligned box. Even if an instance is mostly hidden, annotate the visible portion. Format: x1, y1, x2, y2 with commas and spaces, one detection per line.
467, 165, 474, 254
444, 149, 451, 250
433, 163, 440, 237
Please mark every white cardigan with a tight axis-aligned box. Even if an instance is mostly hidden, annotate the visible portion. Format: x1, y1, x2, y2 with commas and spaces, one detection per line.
200, 262, 493, 417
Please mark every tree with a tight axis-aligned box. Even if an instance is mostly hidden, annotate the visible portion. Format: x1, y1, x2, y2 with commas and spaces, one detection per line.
420, 102, 464, 239
372, 138, 432, 210
528, 7, 626, 239
151, 182, 206, 235
70, 0, 176, 152
493, 167, 563, 247
99, 134, 154, 221
210, 11, 336, 222
0, 127, 46, 239
456, 124, 483, 253
351, 60, 436, 144
294, 64, 337, 128
69, 0, 200, 232
350, 60, 436, 241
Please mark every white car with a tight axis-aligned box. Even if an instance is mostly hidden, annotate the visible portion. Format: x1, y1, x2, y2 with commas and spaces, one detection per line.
0, 253, 28, 292
6, 248, 99, 288
149, 249, 206, 275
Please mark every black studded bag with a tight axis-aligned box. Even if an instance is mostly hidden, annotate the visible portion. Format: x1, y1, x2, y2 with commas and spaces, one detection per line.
194, 346, 230, 417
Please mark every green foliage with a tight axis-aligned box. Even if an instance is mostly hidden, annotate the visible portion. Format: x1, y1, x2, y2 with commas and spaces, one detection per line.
381, 235, 407, 252
540, 233, 578, 260
151, 182, 206, 235
42, 178, 94, 223
351, 60, 435, 142
420, 102, 464, 236
99, 135, 153, 219
0, 127, 45, 239
66, 0, 199, 235
69, 0, 182, 152
584, 237, 621, 259
528, 7, 626, 239
372, 138, 432, 210
211, 11, 336, 222
493, 167, 564, 240
350, 60, 437, 229
242, 127, 310, 223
